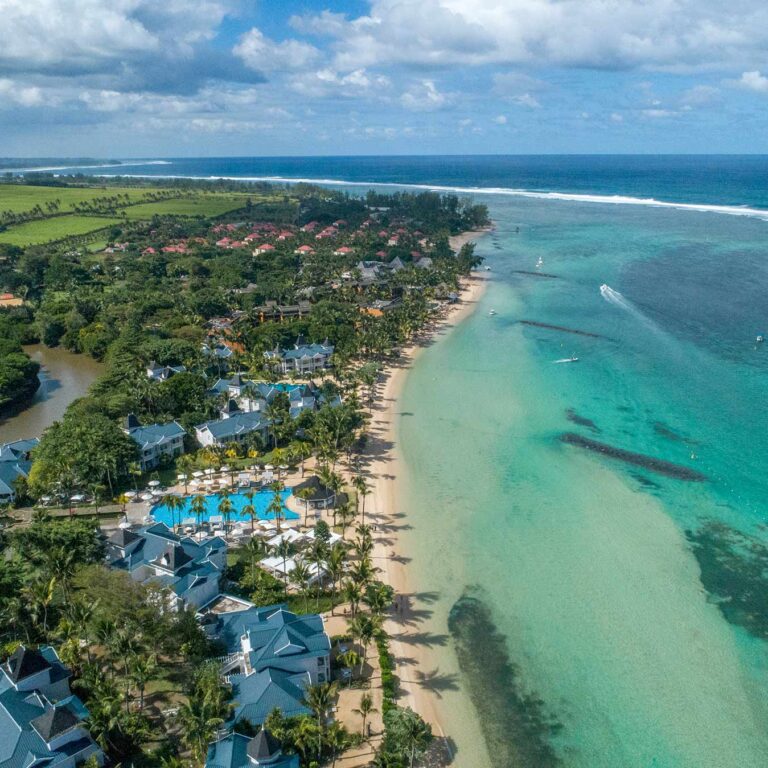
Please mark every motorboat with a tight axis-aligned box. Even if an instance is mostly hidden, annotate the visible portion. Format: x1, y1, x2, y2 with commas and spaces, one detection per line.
489, 309, 497, 316
554, 356, 579, 364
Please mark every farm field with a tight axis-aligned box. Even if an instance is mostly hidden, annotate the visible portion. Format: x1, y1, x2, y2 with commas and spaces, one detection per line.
0, 215, 121, 246
120, 194, 252, 219
0, 184, 159, 213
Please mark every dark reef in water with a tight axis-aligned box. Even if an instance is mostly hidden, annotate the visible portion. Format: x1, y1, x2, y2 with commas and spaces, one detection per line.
686, 521, 768, 640
512, 270, 560, 279
565, 409, 600, 433
448, 588, 562, 768
630, 473, 661, 489
653, 421, 699, 446
520, 320, 611, 339
559, 432, 707, 481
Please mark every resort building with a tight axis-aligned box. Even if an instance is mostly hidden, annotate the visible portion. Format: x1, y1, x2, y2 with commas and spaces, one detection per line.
0, 645, 104, 768
123, 415, 187, 471
195, 411, 269, 449
105, 523, 226, 611
0, 439, 38, 504
206, 730, 298, 768
208, 603, 331, 728
292, 476, 337, 510
263, 339, 334, 375
146, 361, 187, 381
207, 378, 336, 420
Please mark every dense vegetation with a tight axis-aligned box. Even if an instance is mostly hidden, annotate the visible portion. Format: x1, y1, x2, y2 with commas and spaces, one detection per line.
0, 176, 487, 767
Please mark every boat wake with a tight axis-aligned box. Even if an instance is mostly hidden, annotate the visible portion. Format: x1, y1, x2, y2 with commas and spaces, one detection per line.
600, 284, 663, 335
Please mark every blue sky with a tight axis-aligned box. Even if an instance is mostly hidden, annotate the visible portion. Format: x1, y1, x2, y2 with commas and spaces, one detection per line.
2, 0, 768, 156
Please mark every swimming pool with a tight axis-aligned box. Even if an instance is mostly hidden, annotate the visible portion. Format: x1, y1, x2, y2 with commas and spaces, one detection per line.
150, 489, 299, 528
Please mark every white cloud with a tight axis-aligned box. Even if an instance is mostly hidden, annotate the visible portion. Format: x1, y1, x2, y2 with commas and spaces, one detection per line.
234, 28, 320, 73
493, 114, 508, 124
610, 112, 624, 122
289, 68, 390, 98
680, 84, 720, 105
400, 79, 450, 111
0, 0, 232, 69
294, 0, 768, 72
641, 108, 676, 118
0, 78, 44, 107
735, 70, 768, 93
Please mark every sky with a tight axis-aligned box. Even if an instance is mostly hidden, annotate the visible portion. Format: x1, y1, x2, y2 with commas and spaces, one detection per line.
2, 0, 768, 157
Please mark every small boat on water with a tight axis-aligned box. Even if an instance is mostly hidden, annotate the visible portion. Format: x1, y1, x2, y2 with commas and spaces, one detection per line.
489, 309, 497, 316
554, 356, 579, 364
757, 334, 764, 343
536, 257, 544, 269
484, 265, 492, 271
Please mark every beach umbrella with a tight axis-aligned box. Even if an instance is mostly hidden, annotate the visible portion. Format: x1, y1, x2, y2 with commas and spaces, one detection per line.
204, 468, 215, 476
177, 473, 187, 481
220, 465, 231, 473
192, 470, 204, 478
148, 480, 161, 487
124, 490, 137, 499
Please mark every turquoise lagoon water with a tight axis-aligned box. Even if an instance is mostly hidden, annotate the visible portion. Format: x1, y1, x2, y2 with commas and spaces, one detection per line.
397, 195, 768, 767
151, 489, 297, 527
65, 155, 768, 766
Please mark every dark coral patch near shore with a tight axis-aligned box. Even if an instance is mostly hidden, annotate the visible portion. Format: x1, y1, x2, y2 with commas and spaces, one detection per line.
448, 588, 562, 768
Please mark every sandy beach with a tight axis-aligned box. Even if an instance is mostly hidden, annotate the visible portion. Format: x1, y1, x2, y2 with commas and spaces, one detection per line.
360, 229, 490, 763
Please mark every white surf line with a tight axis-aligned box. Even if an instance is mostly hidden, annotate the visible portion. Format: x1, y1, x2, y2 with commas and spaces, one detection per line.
2, 160, 172, 173
87, 171, 768, 221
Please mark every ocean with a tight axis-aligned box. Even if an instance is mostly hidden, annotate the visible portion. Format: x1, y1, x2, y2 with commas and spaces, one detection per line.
54, 155, 768, 766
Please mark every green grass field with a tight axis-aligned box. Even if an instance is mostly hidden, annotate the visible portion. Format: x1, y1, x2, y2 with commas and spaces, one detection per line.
0, 184, 159, 214
120, 194, 252, 219
0, 215, 122, 246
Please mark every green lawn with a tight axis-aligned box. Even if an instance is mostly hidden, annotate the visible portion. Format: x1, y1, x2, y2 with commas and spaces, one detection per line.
0, 184, 158, 214
120, 195, 253, 219
0, 215, 122, 245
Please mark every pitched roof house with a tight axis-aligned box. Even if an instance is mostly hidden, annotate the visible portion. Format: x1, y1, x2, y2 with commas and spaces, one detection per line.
105, 523, 226, 611
0, 646, 104, 768
0, 440, 37, 503
205, 730, 298, 768
263, 339, 334, 375
208, 604, 331, 728
123, 415, 186, 471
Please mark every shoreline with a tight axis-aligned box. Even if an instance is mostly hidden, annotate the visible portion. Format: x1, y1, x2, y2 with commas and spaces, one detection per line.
361, 228, 491, 763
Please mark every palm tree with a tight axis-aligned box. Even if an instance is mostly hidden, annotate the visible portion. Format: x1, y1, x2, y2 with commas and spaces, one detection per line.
67, 600, 96, 663
267, 482, 285, 532
176, 695, 225, 762
289, 560, 312, 613
130, 653, 157, 711
343, 580, 362, 618
302, 681, 338, 760
339, 649, 361, 686
353, 474, 370, 525
325, 545, 346, 615
190, 493, 208, 529
43, 546, 76, 603
23, 575, 56, 635
347, 615, 377, 677
161, 493, 184, 531
242, 489, 258, 532
273, 539, 295, 599
353, 692, 377, 738
296, 486, 314, 527
326, 720, 350, 767
337, 502, 355, 540
244, 536, 268, 586
218, 493, 234, 536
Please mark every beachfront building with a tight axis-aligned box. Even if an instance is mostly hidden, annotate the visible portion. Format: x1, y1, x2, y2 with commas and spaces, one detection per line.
206, 603, 331, 728
0, 439, 38, 504
263, 338, 334, 376
206, 730, 298, 768
292, 476, 337, 510
105, 523, 226, 611
123, 414, 187, 471
195, 411, 270, 449
0, 645, 104, 768
146, 361, 187, 381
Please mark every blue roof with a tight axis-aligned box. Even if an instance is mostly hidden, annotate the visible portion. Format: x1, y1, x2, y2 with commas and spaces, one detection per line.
230, 668, 310, 726
196, 412, 268, 440
0, 440, 38, 462
205, 733, 298, 768
0, 462, 30, 496
126, 421, 186, 450
0, 647, 101, 768
217, 604, 330, 664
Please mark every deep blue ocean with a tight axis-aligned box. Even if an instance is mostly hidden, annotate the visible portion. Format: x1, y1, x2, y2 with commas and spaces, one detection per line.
44, 155, 768, 766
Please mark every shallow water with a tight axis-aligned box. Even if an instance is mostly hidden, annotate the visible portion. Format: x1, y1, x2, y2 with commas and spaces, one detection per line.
398, 195, 768, 767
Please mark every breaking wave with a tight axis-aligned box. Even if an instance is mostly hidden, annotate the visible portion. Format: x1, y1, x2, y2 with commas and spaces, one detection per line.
88, 169, 768, 221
